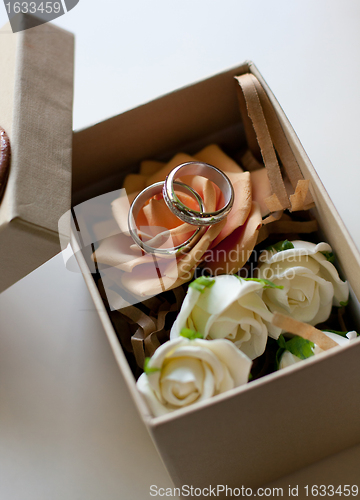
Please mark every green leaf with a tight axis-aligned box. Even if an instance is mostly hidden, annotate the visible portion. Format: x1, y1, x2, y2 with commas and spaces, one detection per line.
266, 239, 294, 253
322, 329, 349, 338
189, 276, 215, 293
340, 300, 349, 307
237, 276, 284, 290
277, 334, 286, 349
276, 335, 315, 369
284, 336, 315, 360
321, 251, 335, 263
144, 357, 161, 375
180, 328, 204, 340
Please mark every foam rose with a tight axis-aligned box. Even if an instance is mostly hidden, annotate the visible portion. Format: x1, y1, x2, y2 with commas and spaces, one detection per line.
136, 336, 252, 417
257, 241, 349, 326
170, 275, 281, 360
279, 331, 357, 369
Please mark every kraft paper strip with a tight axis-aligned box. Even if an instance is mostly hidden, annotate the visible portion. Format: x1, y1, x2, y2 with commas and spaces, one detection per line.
131, 301, 174, 364
141, 295, 163, 311
144, 332, 161, 357
262, 210, 284, 225
236, 78, 263, 163
289, 179, 315, 212
116, 286, 186, 368
144, 304, 176, 357
235, 73, 290, 210
241, 149, 264, 172
249, 75, 314, 209
120, 305, 157, 336
271, 312, 339, 350
131, 328, 147, 369
235, 73, 314, 212
108, 310, 133, 353
264, 193, 284, 212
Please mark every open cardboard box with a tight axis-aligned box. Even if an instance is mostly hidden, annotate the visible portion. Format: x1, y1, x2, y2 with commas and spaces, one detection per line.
1, 15, 359, 492
0, 17, 73, 293
71, 62, 360, 490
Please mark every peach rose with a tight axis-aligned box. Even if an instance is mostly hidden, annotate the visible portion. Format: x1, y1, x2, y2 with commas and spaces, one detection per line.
93, 145, 270, 298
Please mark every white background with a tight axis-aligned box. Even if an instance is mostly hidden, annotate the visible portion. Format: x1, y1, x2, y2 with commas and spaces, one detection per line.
1, 1, 360, 499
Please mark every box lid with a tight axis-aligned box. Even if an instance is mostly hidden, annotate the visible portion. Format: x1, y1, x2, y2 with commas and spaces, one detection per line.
0, 15, 74, 293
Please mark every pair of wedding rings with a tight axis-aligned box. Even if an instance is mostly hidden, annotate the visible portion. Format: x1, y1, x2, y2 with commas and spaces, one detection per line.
128, 161, 234, 255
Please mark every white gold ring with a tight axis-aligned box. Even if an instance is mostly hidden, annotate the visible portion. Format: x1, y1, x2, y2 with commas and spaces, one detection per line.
128, 181, 205, 255
162, 161, 234, 226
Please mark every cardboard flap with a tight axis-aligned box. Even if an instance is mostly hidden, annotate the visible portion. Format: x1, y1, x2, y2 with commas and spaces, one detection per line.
0, 16, 74, 292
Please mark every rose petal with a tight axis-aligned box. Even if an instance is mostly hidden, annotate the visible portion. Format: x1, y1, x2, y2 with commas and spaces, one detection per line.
261, 241, 332, 266
187, 175, 219, 213
208, 303, 268, 360
137, 373, 173, 417
200, 339, 252, 387
203, 202, 262, 275
146, 153, 194, 186
239, 292, 281, 339
210, 172, 252, 247
310, 253, 349, 305
93, 233, 143, 267
123, 174, 147, 194
250, 168, 272, 216
160, 357, 204, 406
165, 344, 225, 391
170, 286, 203, 339
217, 363, 236, 393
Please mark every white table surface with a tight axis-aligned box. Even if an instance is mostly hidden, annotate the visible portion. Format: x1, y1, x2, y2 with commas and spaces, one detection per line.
1, 1, 360, 499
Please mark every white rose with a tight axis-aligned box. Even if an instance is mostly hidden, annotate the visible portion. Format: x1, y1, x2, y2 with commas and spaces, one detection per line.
170, 275, 281, 360
257, 241, 349, 326
279, 331, 357, 369
136, 336, 252, 417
